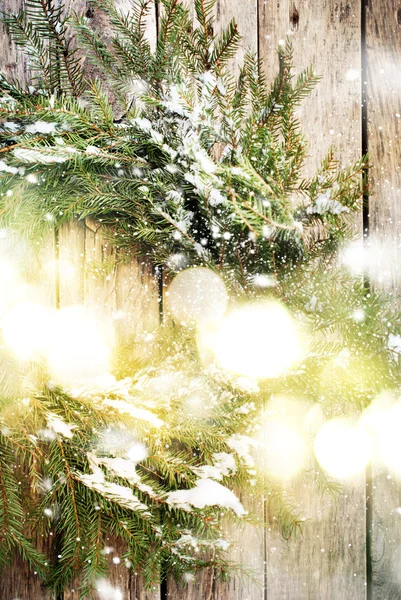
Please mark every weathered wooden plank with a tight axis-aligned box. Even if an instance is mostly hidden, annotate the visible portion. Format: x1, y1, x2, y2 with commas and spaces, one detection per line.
57, 220, 86, 307
366, 0, 401, 291
259, 0, 362, 172
259, 3, 366, 599
115, 255, 159, 346
64, 539, 160, 600
0, 244, 57, 600
213, 0, 258, 74
365, 2, 401, 598
264, 476, 367, 599
163, 2, 264, 599
84, 217, 117, 320
166, 493, 265, 600
0, 0, 28, 87
0, 537, 55, 600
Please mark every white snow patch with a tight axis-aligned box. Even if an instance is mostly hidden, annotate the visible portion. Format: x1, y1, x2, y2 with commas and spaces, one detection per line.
102, 398, 163, 428
166, 478, 245, 516
389, 334, 401, 353
226, 434, 256, 468
25, 121, 57, 134
78, 466, 150, 513
13, 147, 75, 164
85, 145, 102, 155
0, 160, 18, 174
47, 413, 76, 439
306, 191, 349, 215
194, 452, 237, 481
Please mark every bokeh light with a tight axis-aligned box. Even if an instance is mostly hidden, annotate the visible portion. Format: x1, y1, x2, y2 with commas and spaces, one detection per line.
255, 397, 309, 480
0, 259, 21, 315
314, 417, 372, 479
360, 394, 401, 477
45, 306, 111, 386
1, 301, 112, 385
1, 302, 52, 360
167, 267, 228, 326
204, 301, 302, 379
257, 416, 307, 480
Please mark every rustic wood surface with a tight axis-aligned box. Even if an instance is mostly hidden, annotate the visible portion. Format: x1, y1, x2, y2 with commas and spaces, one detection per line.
54, 210, 160, 600
264, 475, 367, 600
164, 3, 265, 600
259, 2, 367, 599
1, 0, 401, 598
366, 2, 401, 599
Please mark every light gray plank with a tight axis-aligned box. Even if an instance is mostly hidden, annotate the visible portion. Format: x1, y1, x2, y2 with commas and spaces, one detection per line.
259, 0, 362, 172
259, 2, 366, 599
264, 475, 367, 599
366, 2, 401, 599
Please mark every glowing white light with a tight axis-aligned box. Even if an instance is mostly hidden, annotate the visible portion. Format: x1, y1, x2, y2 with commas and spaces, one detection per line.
314, 418, 372, 479
127, 442, 148, 462
361, 396, 401, 477
206, 301, 302, 379
378, 405, 401, 476
45, 306, 111, 385
341, 240, 366, 274
0, 259, 20, 314
1, 302, 52, 360
43, 259, 75, 281
258, 416, 307, 480
341, 239, 396, 286
96, 579, 123, 600
304, 403, 324, 434
346, 69, 360, 81
167, 267, 228, 326
250, 274, 276, 288
352, 309, 365, 322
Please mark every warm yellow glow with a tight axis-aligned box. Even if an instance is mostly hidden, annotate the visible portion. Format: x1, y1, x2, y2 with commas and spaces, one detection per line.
0, 259, 20, 315
304, 403, 324, 434
341, 239, 395, 287
341, 240, 366, 274
314, 418, 372, 479
361, 395, 401, 477
1, 302, 52, 360
1, 299, 112, 383
257, 414, 307, 480
378, 405, 401, 476
167, 267, 228, 326
204, 301, 302, 379
45, 306, 111, 385
43, 259, 76, 281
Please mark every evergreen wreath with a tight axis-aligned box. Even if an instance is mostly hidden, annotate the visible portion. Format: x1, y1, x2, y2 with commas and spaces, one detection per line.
0, 0, 399, 597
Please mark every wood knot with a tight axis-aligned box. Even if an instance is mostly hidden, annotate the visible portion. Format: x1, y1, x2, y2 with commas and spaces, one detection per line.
85, 5, 95, 19
290, 5, 299, 30
397, 7, 401, 25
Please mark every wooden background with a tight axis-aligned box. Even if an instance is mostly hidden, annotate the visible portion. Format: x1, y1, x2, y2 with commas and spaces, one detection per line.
0, 0, 401, 598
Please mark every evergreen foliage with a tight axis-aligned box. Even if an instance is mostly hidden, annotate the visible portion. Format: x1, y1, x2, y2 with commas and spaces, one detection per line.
0, 0, 400, 596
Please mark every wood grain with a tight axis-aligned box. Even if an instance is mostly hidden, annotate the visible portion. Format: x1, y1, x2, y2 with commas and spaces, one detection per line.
213, 0, 258, 74
259, 0, 362, 172
58, 220, 86, 307
264, 475, 367, 600
166, 493, 265, 600
258, 2, 367, 599
7, 0, 401, 599
0, 0, 28, 87
163, 2, 264, 598
366, 0, 401, 291
0, 536, 55, 600
365, 2, 401, 599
